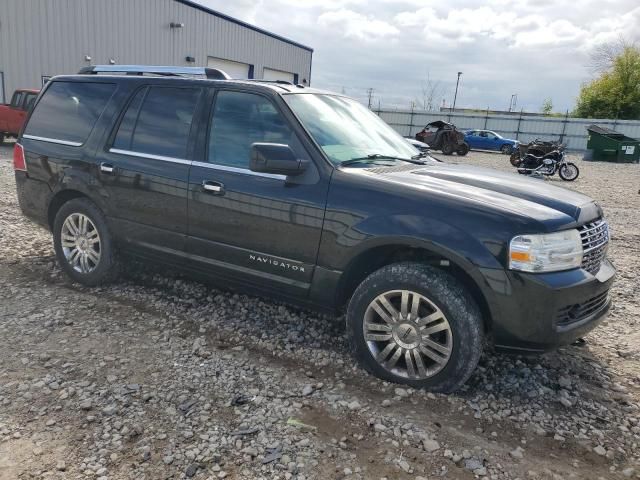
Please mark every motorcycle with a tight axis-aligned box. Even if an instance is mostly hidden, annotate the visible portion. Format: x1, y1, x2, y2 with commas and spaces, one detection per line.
516, 149, 580, 181
510, 139, 565, 167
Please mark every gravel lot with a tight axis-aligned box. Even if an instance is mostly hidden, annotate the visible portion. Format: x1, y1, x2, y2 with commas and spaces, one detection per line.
1, 144, 639, 480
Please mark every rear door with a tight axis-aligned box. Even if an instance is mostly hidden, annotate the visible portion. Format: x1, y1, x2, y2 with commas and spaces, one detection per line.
95, 85, 203, 255
186, 88, 329, 298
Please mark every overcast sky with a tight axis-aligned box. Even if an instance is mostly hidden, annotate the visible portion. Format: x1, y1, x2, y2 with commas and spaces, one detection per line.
196, 0, 640, 113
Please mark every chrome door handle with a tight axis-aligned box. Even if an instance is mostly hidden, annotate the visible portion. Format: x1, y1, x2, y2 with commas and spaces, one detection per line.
202, 180, 224, 194
100, 163, 114, 174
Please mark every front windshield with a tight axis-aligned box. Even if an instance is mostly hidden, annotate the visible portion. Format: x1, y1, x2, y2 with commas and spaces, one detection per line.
284, 93, 419, 164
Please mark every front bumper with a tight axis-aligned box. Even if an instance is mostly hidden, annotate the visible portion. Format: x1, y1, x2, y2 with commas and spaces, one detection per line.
480, 259, 615, 353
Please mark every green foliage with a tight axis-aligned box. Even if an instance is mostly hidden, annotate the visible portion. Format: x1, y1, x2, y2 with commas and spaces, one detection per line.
541, 98, 553, 115
574, 46, 640, 119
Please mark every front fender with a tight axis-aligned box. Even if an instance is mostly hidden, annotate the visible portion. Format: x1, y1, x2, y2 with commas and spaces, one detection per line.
328, 213, 504, 271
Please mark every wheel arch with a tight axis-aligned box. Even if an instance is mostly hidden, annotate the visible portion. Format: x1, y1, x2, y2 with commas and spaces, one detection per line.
47, 189, 100, 230
335, 242, 494, 333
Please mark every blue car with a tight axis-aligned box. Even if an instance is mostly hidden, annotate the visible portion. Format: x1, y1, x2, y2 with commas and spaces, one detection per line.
464, 129, 518, 154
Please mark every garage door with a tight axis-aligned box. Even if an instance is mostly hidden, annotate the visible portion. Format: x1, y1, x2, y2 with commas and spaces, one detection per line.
206, 57, 251, 79
263, 68, 295, 83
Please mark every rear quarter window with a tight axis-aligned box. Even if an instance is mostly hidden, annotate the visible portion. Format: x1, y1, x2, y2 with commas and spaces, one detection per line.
24, 81, 116, 145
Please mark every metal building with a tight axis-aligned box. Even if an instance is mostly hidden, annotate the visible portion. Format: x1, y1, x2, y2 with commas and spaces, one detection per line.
0, 0, 313, 103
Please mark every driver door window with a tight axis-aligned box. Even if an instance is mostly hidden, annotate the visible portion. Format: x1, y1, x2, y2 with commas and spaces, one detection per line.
208, 90, 296, 169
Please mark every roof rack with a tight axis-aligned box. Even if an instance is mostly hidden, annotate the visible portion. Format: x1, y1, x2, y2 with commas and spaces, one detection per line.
78, 65, 231, 80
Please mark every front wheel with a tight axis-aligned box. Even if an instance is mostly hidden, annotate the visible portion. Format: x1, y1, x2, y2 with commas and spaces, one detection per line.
559, 162, 579, 181
53, 197, 119, 286
347, 262, 483, 393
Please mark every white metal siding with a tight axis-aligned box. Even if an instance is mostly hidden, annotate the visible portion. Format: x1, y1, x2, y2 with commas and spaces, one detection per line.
0, 0, 312, 96
377, 108, 640, 151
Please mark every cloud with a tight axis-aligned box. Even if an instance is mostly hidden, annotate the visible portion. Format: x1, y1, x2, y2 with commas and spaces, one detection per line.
318, 9, 399, 40
194, 0, 640, 112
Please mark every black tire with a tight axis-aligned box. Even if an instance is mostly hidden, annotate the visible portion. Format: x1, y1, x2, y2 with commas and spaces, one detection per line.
441, 142, 454, 155
559, 162, 579, 181
346, 262, 483, 393
457, 142, 470, 156
53, 197, 118, 286
500, 144, 513, 155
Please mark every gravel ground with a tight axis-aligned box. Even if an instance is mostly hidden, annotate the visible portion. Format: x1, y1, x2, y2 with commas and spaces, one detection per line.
0, 144, 639, 480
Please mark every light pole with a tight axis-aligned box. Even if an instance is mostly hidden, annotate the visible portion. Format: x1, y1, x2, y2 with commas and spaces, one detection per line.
508, 94, 517, 112
452, 71, 462, 112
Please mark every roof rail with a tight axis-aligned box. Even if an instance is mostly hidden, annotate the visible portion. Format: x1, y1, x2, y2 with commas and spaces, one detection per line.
78, 65, 231, 80
242, 79, 294, 86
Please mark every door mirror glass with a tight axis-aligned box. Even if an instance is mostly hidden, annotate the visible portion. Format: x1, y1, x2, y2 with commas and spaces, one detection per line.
249, 143, 307, 176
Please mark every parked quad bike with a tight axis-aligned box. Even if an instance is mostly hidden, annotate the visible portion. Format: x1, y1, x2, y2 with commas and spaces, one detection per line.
416, 120, 470, 156
510, 139, 565, 166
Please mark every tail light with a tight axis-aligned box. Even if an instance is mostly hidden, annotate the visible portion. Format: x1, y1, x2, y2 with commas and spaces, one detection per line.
13, 143, 27, 171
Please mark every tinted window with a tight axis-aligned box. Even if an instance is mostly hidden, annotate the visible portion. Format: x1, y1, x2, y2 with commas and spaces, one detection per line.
25, 81, 115, 144
114, 86, 200, 159
112, 88, 147, 151
208, 91, 295, 168
24, 93, 37, 111
10, 91, 24, 108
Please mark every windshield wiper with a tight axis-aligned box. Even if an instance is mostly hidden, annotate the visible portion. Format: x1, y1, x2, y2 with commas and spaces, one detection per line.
340, 154, 426, 167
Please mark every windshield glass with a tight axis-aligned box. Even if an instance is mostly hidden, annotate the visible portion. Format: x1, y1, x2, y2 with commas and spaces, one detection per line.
284, 93, 419, 164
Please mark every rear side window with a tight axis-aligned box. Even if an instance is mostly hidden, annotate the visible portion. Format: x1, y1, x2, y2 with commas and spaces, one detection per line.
24, 81, 115, 145
113, 86, 200, 159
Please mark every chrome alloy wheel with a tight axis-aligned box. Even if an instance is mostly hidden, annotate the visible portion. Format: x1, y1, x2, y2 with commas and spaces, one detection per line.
60, 213, 101, 274
363, 290, 453, 379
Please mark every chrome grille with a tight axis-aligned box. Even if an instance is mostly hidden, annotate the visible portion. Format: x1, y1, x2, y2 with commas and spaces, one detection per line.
579, 219, 609, 275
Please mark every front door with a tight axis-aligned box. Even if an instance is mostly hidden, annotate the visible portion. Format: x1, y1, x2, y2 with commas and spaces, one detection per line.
186, 89, 329, 298
96, 85, 203, 255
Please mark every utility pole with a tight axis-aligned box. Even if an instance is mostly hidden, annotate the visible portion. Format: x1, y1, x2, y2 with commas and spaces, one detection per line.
366, 88, 374, 109
508, 94, 517, 112
451, 71, 462, 112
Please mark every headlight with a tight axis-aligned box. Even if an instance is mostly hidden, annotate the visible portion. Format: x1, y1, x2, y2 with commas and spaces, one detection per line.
509, 230, 583, 272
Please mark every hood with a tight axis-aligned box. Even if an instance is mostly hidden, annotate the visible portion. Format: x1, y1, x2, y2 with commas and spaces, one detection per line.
352, 162, 599, 227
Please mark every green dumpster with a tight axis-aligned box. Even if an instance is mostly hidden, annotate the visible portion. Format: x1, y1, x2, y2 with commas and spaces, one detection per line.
586, 124, 640, 163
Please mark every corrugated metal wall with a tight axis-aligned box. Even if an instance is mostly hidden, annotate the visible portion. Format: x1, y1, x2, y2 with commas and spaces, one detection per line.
0, 0, 312, 97
378, 109, 640, 151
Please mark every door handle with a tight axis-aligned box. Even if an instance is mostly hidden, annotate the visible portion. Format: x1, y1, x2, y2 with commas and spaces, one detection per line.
202, 180, 224, 195
100, 163, 115, 174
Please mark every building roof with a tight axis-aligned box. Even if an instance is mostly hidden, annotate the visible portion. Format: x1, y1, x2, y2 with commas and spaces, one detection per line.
175, 0, 313, 52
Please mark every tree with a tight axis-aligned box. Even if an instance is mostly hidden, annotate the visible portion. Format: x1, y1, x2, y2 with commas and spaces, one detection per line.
574, 44, 640, 119
415, 73, 444, 111
541, 98, 553, 115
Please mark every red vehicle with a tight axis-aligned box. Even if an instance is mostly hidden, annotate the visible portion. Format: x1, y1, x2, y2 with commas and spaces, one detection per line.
0, 88, 39, 144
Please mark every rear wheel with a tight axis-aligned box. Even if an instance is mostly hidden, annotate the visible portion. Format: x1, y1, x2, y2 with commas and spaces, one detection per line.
441, 142, 454, 155
500, 144, 513, 155
53, 198, 118, 286
347, 262, 483, 392
559, 162, 579, 181
457, 143, 470, 156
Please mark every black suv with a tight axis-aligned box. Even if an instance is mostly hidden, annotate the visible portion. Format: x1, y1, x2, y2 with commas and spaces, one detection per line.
14, 66, 615, 392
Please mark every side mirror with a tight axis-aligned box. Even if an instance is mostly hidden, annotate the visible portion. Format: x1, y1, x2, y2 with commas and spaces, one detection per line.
249, 143, 307, 176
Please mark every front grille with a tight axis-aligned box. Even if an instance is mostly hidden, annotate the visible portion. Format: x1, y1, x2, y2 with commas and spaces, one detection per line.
556, 290, 610, 327
579, 219, 609, 275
